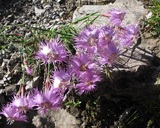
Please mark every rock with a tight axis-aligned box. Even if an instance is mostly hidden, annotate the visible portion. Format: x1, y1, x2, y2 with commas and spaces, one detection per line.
25, 76, 40, 91
1, 59, 9, 69
6, 15, 14, 22
32, 0, 39, 3
59, 11, 65, 17
32, 109, 80, 128
34, 6, 45, 16
0, 89, 4, 95
115, 43, 154, 71
44, 4, 51, 9
0, 79, 4, 85
72, 0, 148, 28
41, 0, 52, 4
56, 0, 65, 4
5, 84, 17, 95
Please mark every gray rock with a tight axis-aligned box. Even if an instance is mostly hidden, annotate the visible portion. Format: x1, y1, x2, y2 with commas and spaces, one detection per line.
115, 44, 154, 71
41, 0, 52, 3
32, 109, 80, 128
32, 0, 39, 3
59, 11, 65, 17
3, 75, 11, 83
25, 76, 40, 91
44, 4, 51, 9
5, 84, 17, 95
1, 59, 9, 69
6, 15, 14, 22
34, 6, 45, 16
72, 0, 148, 28
0, 89, 4, 95
0, 80, 4, 85
56, 0, 64, 3
25, 32, 32, 39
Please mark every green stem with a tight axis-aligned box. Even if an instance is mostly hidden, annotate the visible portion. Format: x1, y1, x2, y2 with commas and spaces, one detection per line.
47, 63, 50, 78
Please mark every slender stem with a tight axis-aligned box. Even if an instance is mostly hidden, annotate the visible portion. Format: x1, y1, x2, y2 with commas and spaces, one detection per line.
45, 63, 51, 91
47, 63, 50, 78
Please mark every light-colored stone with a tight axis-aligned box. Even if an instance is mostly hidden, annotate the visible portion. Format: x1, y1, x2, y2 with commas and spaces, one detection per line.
5, 85, 17, 95
32, 109, 80, 128
73, 0, 148, 28
25, 76, 40, 91
34, 6, 45, 16
115, 44, 153, 71
0, 80, 4, 85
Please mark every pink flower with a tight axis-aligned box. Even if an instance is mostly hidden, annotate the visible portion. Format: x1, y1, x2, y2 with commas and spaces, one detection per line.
0, 104, 27, 123
116, 24, 139, 48
35, 38, 68, 63
71, 54, 98, 77
11, 94, 33, 113
51, 69, 72, 90
74, 26, 100, 54
125, 24, 139, 35
32, 89, 62, 114
75, 71, 101, 95
98, 26, 115, 47
107, 9, 126, 26
97, 41, 119, 66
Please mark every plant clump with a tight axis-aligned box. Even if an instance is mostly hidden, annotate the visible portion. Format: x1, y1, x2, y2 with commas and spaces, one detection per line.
0, 9, 139, 124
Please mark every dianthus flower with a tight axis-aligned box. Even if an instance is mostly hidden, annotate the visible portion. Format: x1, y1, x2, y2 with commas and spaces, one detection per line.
125, 24, 139, 35
106, 9, 126, 26
97, 41, 119, 66
35, 38, 68, 63
74, 26, 100, 54
0, 104, 27, 123
11, 94, 33, 113
98, 26, 115, 47
71, 54, 98, 77
116, 24, 139, 48
75, 70, 101, 95
32, 88, 63, 114
51, 69, 72, 90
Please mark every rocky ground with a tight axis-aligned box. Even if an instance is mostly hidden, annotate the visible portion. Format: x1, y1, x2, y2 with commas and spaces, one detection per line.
0, 0, 160, 128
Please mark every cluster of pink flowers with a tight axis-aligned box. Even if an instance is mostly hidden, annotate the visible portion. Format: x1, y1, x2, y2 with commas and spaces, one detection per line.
0, 86, 63, 123
0, 9, 139, 123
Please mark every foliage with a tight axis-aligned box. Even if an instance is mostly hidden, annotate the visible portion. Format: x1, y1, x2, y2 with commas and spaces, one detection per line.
144, 0, 160, 37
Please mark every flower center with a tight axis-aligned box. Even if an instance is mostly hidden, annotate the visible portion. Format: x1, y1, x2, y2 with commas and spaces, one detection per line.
80, 64, 88, 71
41, 102, 52, 109
88, 36, 98, 46
42, 46, 52, 55
86, 80, 92, 86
